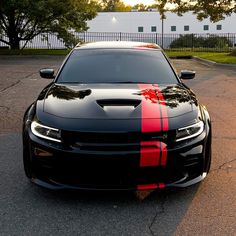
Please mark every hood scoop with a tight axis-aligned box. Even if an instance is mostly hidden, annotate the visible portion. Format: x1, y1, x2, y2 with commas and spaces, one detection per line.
97, 99, 141, 108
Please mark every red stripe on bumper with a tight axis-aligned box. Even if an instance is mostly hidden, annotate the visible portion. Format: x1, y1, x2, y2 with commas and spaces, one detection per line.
137, 184, 158, 190
160, 143, 167, 166
158, 183, 166, 189
137, 183, 166, 190
140, 141, 161, 167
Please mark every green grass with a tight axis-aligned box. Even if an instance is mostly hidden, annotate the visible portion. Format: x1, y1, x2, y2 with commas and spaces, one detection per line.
0, 49, 69, 56
0, 48, 236, 64
166, 51, 236, 64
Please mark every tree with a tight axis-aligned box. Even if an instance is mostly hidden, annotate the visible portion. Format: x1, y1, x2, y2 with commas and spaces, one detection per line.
0, 0, 98, 49
133, 4, 149, 11
100, 0, 119, 11
114, 1, 132, 12
155, 0, 236, 22
99, 0, 131, 12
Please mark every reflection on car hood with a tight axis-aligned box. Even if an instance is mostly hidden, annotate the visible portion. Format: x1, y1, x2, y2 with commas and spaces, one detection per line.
42, 83, 198, 119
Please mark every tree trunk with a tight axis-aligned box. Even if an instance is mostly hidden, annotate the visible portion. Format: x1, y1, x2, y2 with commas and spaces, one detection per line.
7, 10, 20, 49
9, 37, 20, 49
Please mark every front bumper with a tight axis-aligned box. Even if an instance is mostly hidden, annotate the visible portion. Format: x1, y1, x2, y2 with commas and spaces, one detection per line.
26, 128, 209, 191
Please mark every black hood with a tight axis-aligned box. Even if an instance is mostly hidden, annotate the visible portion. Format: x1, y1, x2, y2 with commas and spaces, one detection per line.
42, 83, 198, 120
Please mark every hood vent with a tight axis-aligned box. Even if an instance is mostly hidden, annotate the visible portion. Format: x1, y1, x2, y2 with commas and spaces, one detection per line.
97, 99, 141, 108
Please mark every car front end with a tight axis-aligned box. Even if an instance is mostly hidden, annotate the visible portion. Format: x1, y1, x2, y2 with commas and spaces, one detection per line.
22, 42, 212, 191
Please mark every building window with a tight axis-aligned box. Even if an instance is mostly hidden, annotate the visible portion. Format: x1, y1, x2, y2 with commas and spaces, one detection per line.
184, 25, 190, 31
203, 25, 209, 31
171, 26, 176, 32
217, 25, 222, 30
151, 26, 157, 32
138, 26, 144, 32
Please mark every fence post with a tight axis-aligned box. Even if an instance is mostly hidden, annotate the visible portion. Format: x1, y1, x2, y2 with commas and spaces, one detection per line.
192, 33, 194, 51
47, 32, 50, 49
228, 33, 230, 52
119, 32, 122, 41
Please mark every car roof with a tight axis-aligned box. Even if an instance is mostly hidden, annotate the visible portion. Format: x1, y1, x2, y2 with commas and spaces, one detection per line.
74, 41, 161, 50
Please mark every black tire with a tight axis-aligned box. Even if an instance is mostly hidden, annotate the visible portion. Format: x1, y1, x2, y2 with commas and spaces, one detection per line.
23, 136, 33, 179
205, 139, 212, 173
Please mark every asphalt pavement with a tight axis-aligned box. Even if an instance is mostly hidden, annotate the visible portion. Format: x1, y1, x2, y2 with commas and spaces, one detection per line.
0, 56, 235, 236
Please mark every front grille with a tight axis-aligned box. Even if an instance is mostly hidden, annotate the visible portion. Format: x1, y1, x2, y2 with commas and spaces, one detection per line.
62, 131, 168, 144
61, 131, 173, 153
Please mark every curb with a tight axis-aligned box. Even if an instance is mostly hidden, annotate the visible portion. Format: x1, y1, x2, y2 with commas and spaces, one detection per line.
171, 55, 236, 69
192, 56, 216, 66
192, 56, 236, 69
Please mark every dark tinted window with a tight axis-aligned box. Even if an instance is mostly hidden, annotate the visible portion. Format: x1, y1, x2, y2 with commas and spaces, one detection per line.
184, 25, 189, 31
138, 26, 144, 32
171, 26, 176, 31
204, 25, 209, 31
151, 26, 157, 32
57, 49, 177, 84
216, 24, 222, 30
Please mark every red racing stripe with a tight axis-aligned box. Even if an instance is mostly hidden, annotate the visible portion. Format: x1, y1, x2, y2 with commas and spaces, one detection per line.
138, 84, 169, 167
153, 84, 169, 132
138, 84, 162, 133
137, 84, 169, 188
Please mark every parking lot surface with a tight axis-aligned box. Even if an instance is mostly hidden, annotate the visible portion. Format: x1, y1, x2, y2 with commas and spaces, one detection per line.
0, 56, 235, 236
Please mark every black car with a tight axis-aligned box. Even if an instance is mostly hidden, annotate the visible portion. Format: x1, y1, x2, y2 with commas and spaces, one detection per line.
23, 41, 212, 190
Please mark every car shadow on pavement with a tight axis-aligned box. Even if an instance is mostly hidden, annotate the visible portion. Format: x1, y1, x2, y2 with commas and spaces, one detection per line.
0, 133, 200, 236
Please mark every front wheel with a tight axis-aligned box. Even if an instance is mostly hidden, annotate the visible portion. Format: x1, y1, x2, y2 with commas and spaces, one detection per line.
205, 139, 212, 173
23, 136, 33, 179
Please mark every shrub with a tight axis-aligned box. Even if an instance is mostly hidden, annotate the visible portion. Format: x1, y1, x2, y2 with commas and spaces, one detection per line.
230, 48, 236, 56
170, 34, 232, 49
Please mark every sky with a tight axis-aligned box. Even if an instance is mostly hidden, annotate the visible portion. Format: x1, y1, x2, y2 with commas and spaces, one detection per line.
123, 0, 156, 6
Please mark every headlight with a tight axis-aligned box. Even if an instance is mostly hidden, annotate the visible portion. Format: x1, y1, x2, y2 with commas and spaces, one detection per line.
31, 120, 61, 143
176, 121, 204, 142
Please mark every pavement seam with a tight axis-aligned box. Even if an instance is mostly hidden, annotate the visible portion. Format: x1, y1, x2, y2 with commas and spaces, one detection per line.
0, 80, 21, 93
210, 158, 236, 173
149, 197, 166, 236
0, 72, 36, 94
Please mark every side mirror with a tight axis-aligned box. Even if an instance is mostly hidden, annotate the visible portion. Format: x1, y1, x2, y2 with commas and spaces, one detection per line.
180, 70, 196, 80
39, 68, 55, 79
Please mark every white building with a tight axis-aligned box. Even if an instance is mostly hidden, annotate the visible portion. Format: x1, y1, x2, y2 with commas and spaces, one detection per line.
87, 11, 236, 34
1, 11, 235, 49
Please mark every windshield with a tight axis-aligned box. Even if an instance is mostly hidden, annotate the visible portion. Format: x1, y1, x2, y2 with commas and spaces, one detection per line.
57, 49, 178, 84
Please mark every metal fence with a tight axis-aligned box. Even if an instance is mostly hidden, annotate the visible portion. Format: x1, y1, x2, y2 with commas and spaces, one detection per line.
1, 32, 236, 51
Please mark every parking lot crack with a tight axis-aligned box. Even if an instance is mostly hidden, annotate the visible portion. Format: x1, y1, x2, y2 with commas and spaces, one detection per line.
210, 158, 236, 173
218, 158, 236, 170
0, 80, 21, 93
149, 197, 166, 236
